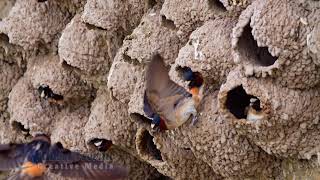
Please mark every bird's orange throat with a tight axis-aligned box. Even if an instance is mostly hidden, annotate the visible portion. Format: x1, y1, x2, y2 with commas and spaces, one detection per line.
21, 161, 46, 177
189, 87, 199, 96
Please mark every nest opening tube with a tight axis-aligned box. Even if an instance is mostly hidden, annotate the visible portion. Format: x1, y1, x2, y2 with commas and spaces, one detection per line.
136, 129, 163, 161
0, 33, 9, 43
208, 0, 227, 11
145, 0, 157, 9
12, 121, 30, 136
238, 23, 278, 67
225, 85, 261, 119
130, 113, 152, 126
88, 138, 113, 152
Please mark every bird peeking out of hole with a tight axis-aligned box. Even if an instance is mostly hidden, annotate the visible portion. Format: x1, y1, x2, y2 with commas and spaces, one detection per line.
38, 84, 64, 106
89, 139, 113, 152
0, 134, 128, 180
143, 54, 202, 132
245, 98, 265, 122
181, 67, 204, 105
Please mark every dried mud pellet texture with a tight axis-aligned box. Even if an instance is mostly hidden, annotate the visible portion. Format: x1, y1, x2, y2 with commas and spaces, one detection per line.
218, 69, 320, 159
169, 17, 236, 86
82, 0, 148, 35
220, 0, 253, 11
0, 60, 23, 109
0, 0, 71, 50
84, 87, 139, 154
232, 0, 320, 89
8, 76, 58, 134
107, 50, 142, 103
50, 104, 91, 151
160, 0, 226, 40
135, 128, 221, 180
123, 9, 183, 64
0, 0, 15, 20
28, 55, 92, 103
308, 18, 320, 66
59, 15, 121, 75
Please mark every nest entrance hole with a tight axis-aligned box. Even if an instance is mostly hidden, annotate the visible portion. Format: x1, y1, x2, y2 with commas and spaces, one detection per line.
12, 121, 30, 136
146, 0, 157, 9
88, 138, 113, 152
0, 33, 9, 42
160, 15, 176, 30
138, 130, 163, 161
208, 0, 227, 11
238, 24, 278, 67
225, 85, 261, 119
176, 66, 204, 88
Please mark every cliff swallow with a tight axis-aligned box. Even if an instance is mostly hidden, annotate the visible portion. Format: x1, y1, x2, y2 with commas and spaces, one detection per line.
143, 93, 168, 132
144, 54, 199, 131
182, 67, 204, 89
0, 134, 128, 180
38, 85, 64, 105
246, 98, 264, 122
181, 67, 204, 107
89, 139, 113, 152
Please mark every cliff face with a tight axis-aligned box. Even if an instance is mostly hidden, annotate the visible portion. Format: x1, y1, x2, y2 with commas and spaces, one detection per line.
0, 0, 320, 179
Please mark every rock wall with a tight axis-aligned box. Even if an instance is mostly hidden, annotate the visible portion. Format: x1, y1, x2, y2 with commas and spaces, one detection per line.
0, 0, 319, 179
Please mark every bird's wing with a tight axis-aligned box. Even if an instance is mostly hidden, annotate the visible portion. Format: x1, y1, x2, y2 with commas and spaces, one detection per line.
143, 92, 155, 119
45, 143, 128, 180
7, 173, 46, 180
0, 144, 29, 171
145, 54, 191, 117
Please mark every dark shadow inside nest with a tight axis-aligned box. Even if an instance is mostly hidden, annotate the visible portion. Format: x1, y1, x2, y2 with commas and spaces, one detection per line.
88, 138, 113, 152
146, 0, 157, 9
0, 33, 9, 42
12, 121, 30, 136
238, 23, 278, 67
208, 0, 227, 11
160, 15, 176, 30
225, 85, 261, 119
138, 130, 163, 161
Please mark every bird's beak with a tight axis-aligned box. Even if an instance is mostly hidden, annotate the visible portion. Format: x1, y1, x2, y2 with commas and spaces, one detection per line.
151, 124, 155, 129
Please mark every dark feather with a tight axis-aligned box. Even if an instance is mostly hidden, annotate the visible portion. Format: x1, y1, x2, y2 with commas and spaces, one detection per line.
0, 144, 28, 171
145, 54, 191, 116
143, 92, 156, 119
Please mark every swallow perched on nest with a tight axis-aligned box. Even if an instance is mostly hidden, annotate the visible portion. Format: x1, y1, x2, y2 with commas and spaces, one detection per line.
143, 54, 201, 131
245, 98, 264, 122
0, 134, 128, 180
38, 85, 64, 105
